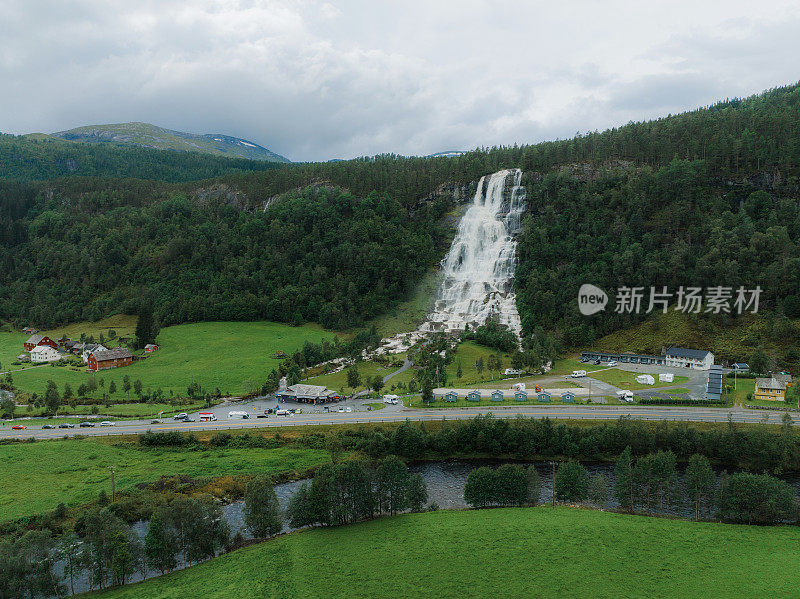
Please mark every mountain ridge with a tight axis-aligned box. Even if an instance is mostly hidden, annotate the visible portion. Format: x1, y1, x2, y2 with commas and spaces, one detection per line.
50, 122, 290, 163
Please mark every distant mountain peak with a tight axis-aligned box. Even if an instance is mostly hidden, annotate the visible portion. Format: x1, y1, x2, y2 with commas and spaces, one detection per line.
53, 122, 290, 163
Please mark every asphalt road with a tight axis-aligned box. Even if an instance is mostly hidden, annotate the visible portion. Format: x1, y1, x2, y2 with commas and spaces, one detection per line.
1, 403, 795, 441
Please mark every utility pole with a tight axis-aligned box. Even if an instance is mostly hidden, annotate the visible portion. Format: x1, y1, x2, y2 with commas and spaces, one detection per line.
108, 466, 115, 502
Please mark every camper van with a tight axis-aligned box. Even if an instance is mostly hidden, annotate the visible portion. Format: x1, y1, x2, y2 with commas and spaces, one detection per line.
383, 394, 399, 405
199, 412, 217, 422
616, 390, 635, 402
571, 370, 587, 378
227, 411, 250, 419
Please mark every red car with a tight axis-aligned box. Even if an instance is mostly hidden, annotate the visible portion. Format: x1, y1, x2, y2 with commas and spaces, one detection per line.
11, 424, 26, 430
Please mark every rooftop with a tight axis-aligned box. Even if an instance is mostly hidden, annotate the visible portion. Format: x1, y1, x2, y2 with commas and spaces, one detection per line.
755, 377, 787, 391
666, 346, 711, 360
93, 348, 132, 361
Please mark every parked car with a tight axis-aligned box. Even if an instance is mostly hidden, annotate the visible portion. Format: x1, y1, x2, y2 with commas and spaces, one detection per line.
345, 406, 352, 413
338, 406, 344, 413
58, 422, 76, 429
100, 421, 115, 427
79, 422, 96, 427
276, 409, 290, 416
41, 424, 55, 429
173, 413, 189, 420
151, 419, 162, 424
11, 424, 26, 430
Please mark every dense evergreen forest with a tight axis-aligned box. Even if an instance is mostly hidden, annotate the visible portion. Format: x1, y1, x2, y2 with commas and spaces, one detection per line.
0, 180, 447, 328
1, 83, 799, 338
0, 134, 282, 182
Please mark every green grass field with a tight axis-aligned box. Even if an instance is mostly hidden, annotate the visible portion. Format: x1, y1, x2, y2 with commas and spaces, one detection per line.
0, 438, 330, 523
2, 321, 336, 398
88, 507, 800, 598
588, 368, 690, 390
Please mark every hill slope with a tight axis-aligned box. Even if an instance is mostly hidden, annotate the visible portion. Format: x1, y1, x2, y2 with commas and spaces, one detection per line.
52, 122, 290, 163
0, 133, 284, 182
89, 508, 800, 598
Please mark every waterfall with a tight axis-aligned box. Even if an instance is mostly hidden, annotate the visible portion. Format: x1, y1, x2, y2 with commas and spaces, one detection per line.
421, 168, 526, 336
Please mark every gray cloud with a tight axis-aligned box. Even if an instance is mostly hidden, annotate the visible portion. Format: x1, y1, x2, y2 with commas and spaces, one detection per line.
1, 0, 799, 161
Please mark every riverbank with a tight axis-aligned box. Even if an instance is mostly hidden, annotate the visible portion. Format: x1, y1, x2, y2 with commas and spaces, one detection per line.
85, 507, 800, 598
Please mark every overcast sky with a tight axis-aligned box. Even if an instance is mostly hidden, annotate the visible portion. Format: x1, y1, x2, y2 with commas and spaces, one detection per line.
2, 1, 799, 161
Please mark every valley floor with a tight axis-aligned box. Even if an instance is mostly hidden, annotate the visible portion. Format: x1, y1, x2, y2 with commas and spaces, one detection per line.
86, 507, 800, 598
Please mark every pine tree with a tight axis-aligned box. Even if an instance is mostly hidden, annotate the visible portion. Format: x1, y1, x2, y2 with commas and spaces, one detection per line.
135, 299, 157, 350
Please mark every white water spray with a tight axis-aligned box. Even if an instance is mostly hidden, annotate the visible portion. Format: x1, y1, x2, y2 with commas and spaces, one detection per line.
421, 168, 526, 336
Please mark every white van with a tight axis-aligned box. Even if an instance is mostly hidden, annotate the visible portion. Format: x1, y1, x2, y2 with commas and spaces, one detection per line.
571, 370, 587, 378
616, 390, 634, 402
227, 411, 250, 419
383, 394, 399, 404
199, 412, 217, 422
275, 409, 290, 416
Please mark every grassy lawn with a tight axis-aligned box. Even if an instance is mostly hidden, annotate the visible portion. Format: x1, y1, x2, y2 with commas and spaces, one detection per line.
2, 321, 337, 398
588, 368, 690, 390
731, 377, 800, 409
363, 402, 386, 410
445, 342, 511, 386
0, 438, 330, 523
89, 507, 800, 598
306, 360, 415, 394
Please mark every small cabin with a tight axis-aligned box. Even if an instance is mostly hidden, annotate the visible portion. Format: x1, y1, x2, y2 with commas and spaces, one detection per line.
537, 391, 551, 403
562, 391, 575, 403
444, 391, 458, 402
491, 390, 503, 402
466, 391, 481, 402
514, 390, 528, 401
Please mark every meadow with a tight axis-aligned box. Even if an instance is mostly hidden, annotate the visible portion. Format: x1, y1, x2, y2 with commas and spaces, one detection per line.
587, 367, 690, 390
2, 321, 336, 398
0, 437, 330, 523
88, 507, 800, 598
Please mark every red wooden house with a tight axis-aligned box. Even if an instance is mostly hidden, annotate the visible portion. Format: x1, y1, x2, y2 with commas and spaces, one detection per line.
87, 348, 133, 371
23, 334, 58, 352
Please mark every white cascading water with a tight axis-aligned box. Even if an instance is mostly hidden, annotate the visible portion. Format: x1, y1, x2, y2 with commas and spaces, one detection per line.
421, 168, 526, 336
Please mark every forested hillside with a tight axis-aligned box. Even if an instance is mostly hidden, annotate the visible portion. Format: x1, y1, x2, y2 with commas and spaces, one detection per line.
0, 134, 283, 182
1, 83, 799, 340
515, 159, 800, 347
0, 179, 447, 329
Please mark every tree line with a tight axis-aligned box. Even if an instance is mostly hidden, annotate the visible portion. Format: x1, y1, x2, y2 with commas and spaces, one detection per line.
463, 450, 797, 525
